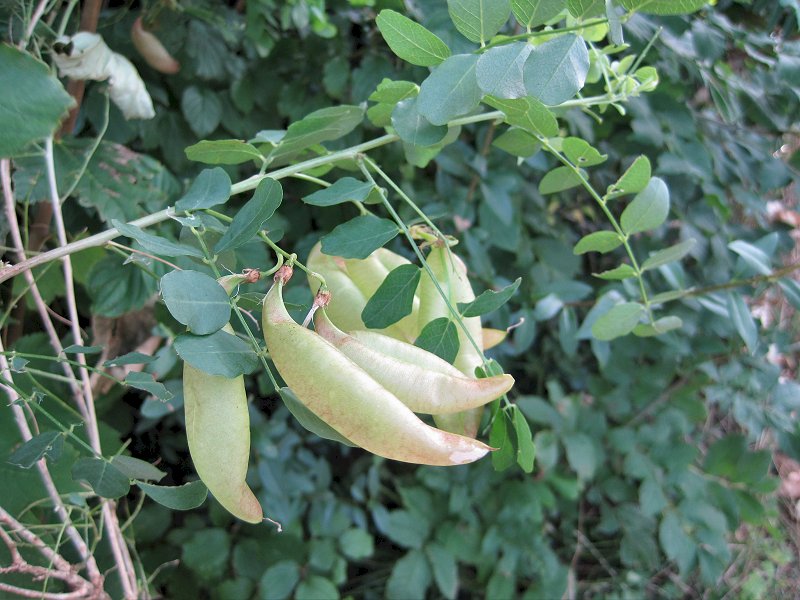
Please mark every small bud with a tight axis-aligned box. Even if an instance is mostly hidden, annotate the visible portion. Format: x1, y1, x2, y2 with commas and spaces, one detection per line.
274, 265, 294, 285
242, 268, 261, 284
313, 289, 332, 309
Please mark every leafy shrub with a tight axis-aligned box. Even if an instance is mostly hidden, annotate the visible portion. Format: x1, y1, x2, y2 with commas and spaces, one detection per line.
1, 1, 798, 598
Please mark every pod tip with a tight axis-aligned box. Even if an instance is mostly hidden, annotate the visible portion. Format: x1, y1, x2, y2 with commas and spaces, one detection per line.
448, 444, 491, 465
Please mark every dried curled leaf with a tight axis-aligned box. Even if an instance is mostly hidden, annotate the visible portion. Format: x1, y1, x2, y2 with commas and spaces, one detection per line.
53, 32, 155, 120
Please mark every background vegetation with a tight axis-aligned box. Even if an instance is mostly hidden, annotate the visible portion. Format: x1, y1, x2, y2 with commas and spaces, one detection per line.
1, 0, 799, 598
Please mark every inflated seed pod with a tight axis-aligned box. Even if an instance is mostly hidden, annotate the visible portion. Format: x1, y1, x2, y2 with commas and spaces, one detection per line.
418, 245, 485, 438
183, 324, 262, 523
262, 279, 491, 466
131, 17, 180, 74
306, 242, 419, 341
314, 310, 513, 414
306, 245, 366, 333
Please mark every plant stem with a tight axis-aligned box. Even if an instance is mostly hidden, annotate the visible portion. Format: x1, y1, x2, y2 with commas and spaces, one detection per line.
45, 137, 139, 600
357, 160, 486, 362
187, 228, 281, 390
0, 134, 402, 285
480, 18, 611, 51
0, 341, 104, 592
539, 138, 652, 318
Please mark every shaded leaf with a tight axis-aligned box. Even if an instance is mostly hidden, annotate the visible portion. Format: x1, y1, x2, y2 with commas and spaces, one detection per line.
659, 512, 695, 574
160, 270, 231, 334
641, 239, 696, 271
181, 86, 222, 138
63, 344, 103, 354
591, 302, 645, 340
728, 240, 772, 275
0, 45, 74, 158
415, 317, 460, 364
124, 372, 174, 401
303, 178, 375, 207
137, 480, 208, 510
425, 544, 458, 599
340, 529, 375, 560
632, 316, 683, 336
174, 330, 259, 378
215, 178, 283, 252
103, 352, 157, 367
524, 34, 590, 105
392, 98, 449, 147
386, 549, 432, 600
483, 96, 559, 137
373, 506, 431, 549
567, 0, 605, 18
492, 128, 541, 157
539, 166, 584, 194
512, 0, 567, 29
185, 140, 264, 165
112, 219, 204, 258
458, 278, 521, 317
259, 560, 300, 600
726, 292, 757, 353
620, 177, 670, 235
14, 139, 179, 225
8, 432, 64, 468
367, 79, 419, 127
447, 0, 512, 44
563, 137, 607, 166
268, 105, 364, 165
593, 263, 637, 280
490, 410, 516, 471
476, 42, 533, 99
376, 10, 451, 67
574, 231, 623, 254
512, 406, 535, 473
619, 0, 708, 15
174, 167, 231, 211
72, 457, 131, 499
110, 456, 166, 482
608, 155, 651, 198
296, 576, 339, 600
417, 54, 482, 126
362, 264, 421, 329
320, 216, 399, 259
564, 432, 596, 479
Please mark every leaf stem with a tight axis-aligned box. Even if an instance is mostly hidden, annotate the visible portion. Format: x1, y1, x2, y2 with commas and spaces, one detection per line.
187, 227, 281, 390
480, 18, 611, 51
357, 159, 486, 363
540, 138, 652, 318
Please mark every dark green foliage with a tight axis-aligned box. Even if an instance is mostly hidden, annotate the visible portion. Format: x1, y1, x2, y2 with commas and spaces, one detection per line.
2, 1, 799, 598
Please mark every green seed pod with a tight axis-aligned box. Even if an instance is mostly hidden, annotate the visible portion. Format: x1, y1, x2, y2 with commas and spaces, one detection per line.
183, 326, 262, 523
262, 281, 491, 466
306, 242, 420, 341
418, 245, 485, 437
314, 310, 513, 414
306, 244, 366, 333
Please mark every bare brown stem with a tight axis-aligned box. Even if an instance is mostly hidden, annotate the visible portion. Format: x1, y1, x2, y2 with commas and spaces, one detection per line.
0, 338, 103, 591
0, 506, 104, 599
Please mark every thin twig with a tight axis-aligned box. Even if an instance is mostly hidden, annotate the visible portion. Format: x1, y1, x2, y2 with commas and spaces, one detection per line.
19, 0, 49, 49
2, 160, 90, 425
0, 506, 101, 599
0, 339, 103, 590
106, 240, 182, 271
43, 138, 102, 454
44, 137, 140, 599
0, 133, 402, 284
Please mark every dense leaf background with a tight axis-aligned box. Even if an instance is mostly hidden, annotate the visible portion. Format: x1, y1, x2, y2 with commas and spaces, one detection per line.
1, 0, 799, 598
